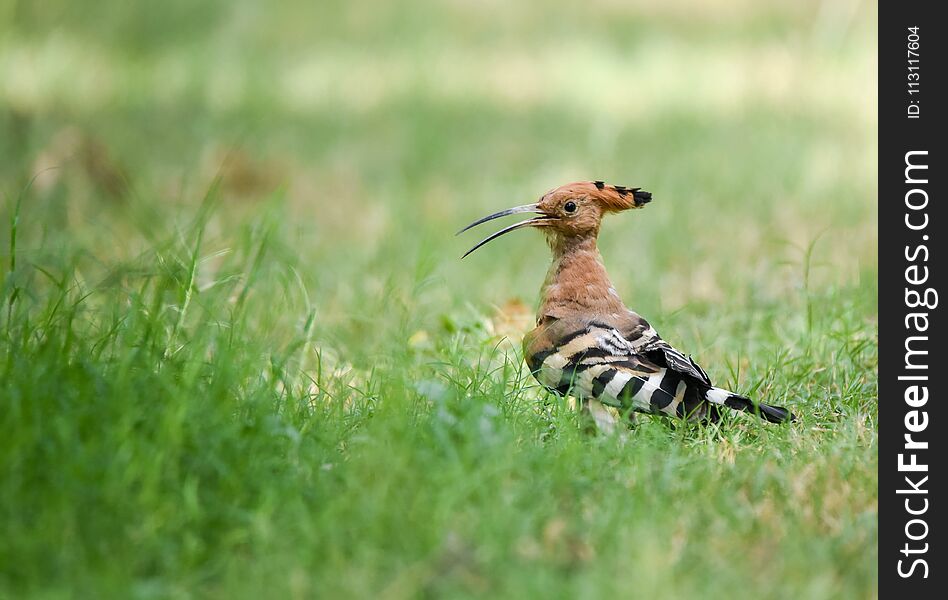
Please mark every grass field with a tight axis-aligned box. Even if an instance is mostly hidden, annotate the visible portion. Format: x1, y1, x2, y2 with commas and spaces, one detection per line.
1, 1, 877, 597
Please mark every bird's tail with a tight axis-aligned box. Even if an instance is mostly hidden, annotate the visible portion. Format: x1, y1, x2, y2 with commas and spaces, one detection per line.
704, 387, 794, 424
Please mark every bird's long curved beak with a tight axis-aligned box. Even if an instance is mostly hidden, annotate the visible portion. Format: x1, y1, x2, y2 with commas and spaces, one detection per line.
457, 203, 552, 258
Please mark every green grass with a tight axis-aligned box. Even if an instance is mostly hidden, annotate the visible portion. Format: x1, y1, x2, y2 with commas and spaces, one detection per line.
1, 1, 877, 597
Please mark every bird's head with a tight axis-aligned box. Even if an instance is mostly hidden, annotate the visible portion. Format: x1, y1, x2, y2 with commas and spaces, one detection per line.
459, 181, 651, 258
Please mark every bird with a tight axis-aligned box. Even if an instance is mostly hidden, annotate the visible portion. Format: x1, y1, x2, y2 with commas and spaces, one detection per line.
458, 181, 793, 427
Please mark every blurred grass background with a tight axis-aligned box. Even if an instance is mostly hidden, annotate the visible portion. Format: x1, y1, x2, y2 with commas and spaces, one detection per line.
1, 0, 876, 598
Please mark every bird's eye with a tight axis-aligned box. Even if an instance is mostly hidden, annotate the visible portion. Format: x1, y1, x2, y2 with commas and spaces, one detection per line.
564, 201, 577, 214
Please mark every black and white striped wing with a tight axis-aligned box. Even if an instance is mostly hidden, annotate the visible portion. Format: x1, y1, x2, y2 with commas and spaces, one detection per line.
527, 319, 707, 418
640, 340, 712, 387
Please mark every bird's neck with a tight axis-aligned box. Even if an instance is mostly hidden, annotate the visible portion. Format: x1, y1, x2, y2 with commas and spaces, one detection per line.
537, 236, 626, 320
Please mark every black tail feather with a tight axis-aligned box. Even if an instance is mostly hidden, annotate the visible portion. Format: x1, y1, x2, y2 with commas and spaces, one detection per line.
723, 394, 795, 424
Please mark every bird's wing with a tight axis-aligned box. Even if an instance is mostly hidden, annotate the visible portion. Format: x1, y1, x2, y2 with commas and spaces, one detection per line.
640, 341, 712, 387
526, 315, 790, 423
527, 317, 685, 414
613, 311, 713, 387
526, 316, 660, 376
527, 315, 718, 415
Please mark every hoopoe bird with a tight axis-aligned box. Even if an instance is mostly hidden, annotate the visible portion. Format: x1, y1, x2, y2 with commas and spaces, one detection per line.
459, 181, 793, 426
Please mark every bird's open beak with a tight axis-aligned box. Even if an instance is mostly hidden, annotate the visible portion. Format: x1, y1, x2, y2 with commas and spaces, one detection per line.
457, 203, 553, 258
